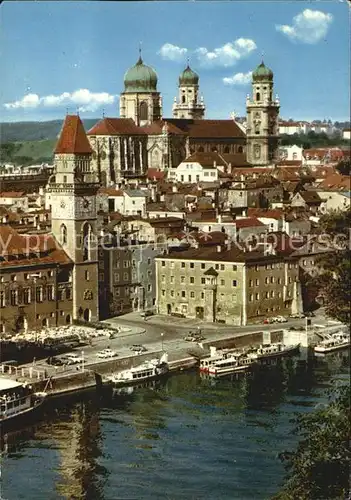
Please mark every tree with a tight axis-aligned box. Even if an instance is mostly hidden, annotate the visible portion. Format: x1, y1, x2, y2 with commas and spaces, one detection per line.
335, 159, 351, 176
273, 384, 350, 500
313, 209, 351, 324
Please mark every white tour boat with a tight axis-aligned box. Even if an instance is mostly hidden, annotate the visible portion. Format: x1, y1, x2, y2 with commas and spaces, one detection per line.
106, 353, 169, 387
208, 352, 258, 378
314, 332, 350, 354
252, 343, 300, 361
0, 377, 47, 428
200, 346, 244, 373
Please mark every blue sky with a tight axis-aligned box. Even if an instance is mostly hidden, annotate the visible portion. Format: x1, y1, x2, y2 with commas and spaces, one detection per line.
1, 1, 349, 123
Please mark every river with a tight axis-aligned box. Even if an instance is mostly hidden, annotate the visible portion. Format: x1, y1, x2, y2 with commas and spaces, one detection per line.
0, 351, 349, 500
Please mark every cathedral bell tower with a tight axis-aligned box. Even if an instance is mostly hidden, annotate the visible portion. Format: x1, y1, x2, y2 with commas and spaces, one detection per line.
172, 63, 205, 119
47, 115, 100, 322
120, 51, 162, 126
246, 61, 280, 167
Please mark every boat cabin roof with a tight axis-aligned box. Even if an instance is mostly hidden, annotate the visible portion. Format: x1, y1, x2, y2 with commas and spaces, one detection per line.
0, 377, 23, 392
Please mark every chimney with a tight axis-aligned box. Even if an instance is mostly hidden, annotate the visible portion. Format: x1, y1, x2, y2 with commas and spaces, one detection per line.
242, 208, 248, 217
240, 174, 245, 182
217, 245, 222, 253
218, 213, 222, 224
172, 184, 178, 193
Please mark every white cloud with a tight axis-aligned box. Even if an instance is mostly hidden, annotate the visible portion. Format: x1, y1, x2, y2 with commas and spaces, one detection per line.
195, 38, 257, 67
4, 89, 116, 112
276, 9, 333, 44
223, 71, 253, 85
158, 43, 188, 61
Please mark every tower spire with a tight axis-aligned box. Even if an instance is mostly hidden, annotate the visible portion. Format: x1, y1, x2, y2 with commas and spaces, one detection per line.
138, 41, 143, 63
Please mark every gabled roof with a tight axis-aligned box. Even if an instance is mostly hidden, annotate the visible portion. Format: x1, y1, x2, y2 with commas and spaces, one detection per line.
184, 151, 226, 167
98, 187, 124, 197
221, 153, 250, 167
235, 217, 265, 229
317, 173, 351, 191
141, 120, 185, 135
248, 208, 283, 220
147, 168, 166, 181
204, 266, 219, 276
298, 191, 322, 204
87, 117, 146, 136
54, 115, 92, 154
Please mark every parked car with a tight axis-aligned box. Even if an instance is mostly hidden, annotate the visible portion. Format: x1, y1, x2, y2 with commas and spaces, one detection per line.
65, 353, 84, 364
290, 313, 305, 319
275, 316, 288, 323
46, 356, 64, 366
140, 310, 154, 318
130, 344, 147, 353
96, 349, 117, 359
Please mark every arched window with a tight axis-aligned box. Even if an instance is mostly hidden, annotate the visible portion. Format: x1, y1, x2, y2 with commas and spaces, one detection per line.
182, 95, 186, 104
60, 224, 67, 245
82, 223, 93, 261
256, 92, 261, 101
198, 146, 204, 152
224, 146, 230, 154
139, 101, 148, 121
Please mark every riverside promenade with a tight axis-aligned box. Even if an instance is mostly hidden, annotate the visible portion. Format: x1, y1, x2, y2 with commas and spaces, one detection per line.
1, 309, 337, 398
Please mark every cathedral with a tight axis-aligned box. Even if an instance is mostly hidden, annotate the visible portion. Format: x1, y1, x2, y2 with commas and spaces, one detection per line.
86, 54, 280, 185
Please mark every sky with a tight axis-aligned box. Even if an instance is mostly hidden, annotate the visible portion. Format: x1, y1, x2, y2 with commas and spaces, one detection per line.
0, 1, 349, 123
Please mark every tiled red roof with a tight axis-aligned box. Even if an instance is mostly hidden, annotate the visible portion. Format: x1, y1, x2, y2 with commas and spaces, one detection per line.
142, 120, 185, 135
277, 160, 302, 167
248, 208, 283, 220
317, 173, 351, 191
0, 191, 26, 198
54, 115, 92, 154
235, 217, 265, 229
98, 187, 124, 196
185, 151, 226, 167
0, 225, 71, 267
147, 168, 166, 180
87, 117, 145, 136
164, 119, 246, 139
221, 153, 250, 167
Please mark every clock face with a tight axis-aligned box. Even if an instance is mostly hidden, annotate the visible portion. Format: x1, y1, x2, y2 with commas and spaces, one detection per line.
60, 200, 66, 209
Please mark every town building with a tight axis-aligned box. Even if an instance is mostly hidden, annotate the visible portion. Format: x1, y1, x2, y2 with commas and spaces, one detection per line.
155, 244, 301, 325
172, 63, 205, 119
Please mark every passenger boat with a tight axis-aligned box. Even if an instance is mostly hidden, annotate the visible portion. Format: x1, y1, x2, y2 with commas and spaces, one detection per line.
199, 346, 244, 373
208, 352, 258, 378
106, 353, 169, 387
314, 332, 350, 354
251, 343, 300, 362
0, 378, 47, 428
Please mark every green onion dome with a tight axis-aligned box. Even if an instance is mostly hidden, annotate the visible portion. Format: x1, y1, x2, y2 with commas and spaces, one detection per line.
179, 64, 199, 85
124, 55, 158, 93
252, 61, 273, 81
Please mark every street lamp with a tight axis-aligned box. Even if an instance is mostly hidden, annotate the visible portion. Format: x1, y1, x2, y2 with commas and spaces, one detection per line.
161, 332, 164, 352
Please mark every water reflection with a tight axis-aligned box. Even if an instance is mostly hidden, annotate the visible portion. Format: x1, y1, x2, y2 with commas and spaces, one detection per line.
0, 350, 349, 500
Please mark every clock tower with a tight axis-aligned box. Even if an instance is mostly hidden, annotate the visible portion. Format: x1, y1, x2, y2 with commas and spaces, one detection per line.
47, 115, 100, 322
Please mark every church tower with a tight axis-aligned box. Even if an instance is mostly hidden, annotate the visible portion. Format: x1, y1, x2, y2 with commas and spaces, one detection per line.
172, 63, 205, 119
246, 61, 280, 167
47, 115, 100, 322
120, 51, 162, 127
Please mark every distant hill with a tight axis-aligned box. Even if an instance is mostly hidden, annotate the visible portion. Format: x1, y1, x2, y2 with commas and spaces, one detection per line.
0, 118, 99, 143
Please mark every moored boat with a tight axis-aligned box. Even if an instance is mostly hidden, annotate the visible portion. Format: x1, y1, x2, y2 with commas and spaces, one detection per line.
0, 377, 47, 429
199, 346, 244, 373
251, 343, 300, 362
314, 332, 350, 354
106, 353, 169, 387
208, 352, 258, 378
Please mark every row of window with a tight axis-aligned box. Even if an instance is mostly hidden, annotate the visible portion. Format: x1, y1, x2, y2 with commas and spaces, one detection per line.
248, 289, 293, 302
161, 275, 238, 287
0, 271, 55, 284
161, 290, 205, 299
161, 261, 238, 271
0, 287, 71, 307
